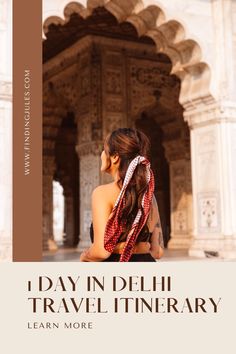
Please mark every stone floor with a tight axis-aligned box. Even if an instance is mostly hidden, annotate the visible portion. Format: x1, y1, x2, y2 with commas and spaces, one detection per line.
42, 247, 229, 262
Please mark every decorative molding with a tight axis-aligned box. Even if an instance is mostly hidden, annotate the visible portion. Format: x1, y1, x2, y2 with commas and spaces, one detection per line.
184, 101, 236, 128
134, 66, 178, 88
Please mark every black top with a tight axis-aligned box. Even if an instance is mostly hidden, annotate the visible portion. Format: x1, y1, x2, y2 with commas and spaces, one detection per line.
89, 222, 152, 244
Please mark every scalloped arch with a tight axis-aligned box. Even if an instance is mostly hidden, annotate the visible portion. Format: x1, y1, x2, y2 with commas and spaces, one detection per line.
64, 2, 89, 21
43, 16, 65, 35
43, 0, 213, 108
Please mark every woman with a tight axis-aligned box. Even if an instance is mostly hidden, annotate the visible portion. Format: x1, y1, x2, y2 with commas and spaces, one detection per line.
79, 128, 164, 262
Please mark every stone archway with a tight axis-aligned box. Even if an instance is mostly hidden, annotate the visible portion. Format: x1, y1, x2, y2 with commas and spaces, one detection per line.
135, 113, 171, 248
54, 112, 80, 248
44, 0, 236, 259
43, 0, 213, 108
133, 70, 192, 250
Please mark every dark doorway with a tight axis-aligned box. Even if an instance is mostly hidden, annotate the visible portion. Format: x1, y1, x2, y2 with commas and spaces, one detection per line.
136, 113, 171, 247
54, 112, 80, 247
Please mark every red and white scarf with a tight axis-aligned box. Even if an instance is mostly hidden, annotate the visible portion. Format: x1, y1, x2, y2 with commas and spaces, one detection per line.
104, 155, 155, 262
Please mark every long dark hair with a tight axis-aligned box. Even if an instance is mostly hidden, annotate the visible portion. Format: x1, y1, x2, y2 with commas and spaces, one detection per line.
104, 128, 151, 229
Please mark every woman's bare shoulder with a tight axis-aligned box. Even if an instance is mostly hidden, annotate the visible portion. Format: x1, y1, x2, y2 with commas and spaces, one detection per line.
92, 182, 120, 200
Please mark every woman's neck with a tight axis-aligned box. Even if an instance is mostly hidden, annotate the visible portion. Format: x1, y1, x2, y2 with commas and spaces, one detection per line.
110, 169, 120, 183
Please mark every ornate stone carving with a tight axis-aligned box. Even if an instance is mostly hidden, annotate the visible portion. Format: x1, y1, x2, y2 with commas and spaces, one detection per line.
91, 46, 102, 130
169, 159, 192, 247
105, 97, 123, 112
174, 210, 188, 233
197, 192, 221, 233
105, 70, 122, 94
41, 6, 217, 256
129, 58, 179, 118
52, 71, 79, 111
76, 44, 103, 145
134, 67, 177, 88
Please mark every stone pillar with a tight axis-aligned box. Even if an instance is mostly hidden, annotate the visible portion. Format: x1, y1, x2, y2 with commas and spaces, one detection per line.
76, 142, 103, 250
163, 137, 193, 249
185, 103, 236, 259
168, 159, 193, 249
43, 155, 58, 251
43, 84, 67, 251
75, 45, 107, 250
0, 96, 12, 261
63, 183, 75, 247
0, 0, 12, 261
75, 43, 129, 251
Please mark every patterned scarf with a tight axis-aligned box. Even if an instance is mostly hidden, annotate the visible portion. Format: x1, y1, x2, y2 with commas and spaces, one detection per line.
104, 155, 155, 262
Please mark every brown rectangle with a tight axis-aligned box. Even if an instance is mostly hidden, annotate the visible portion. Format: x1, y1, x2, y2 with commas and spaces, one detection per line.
13, 0, 42, 261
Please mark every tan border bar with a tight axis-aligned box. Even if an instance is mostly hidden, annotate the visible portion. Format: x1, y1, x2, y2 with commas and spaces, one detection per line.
13, 0, 42, 261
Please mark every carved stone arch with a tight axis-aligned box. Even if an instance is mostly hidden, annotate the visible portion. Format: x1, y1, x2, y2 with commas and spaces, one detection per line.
43, 0, 234, 258
158, 20, 185, 44
43, 16, 65, 36
43, 0, 214, 111
63, 1, 89, 20
126, 5, 165, 33
43, 3, 89, 35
